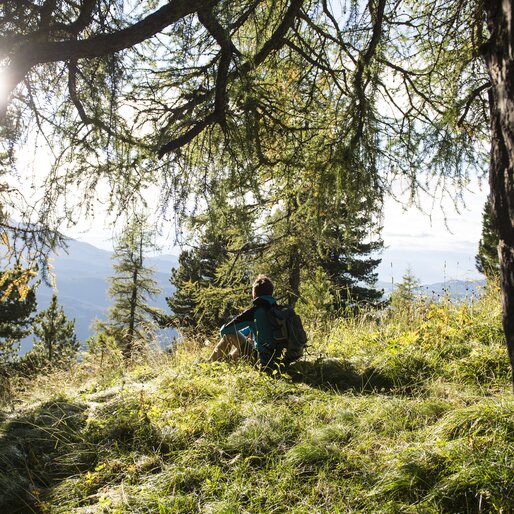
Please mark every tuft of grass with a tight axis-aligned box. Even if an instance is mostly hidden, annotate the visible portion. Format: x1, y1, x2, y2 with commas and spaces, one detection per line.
224, 407, 299, 459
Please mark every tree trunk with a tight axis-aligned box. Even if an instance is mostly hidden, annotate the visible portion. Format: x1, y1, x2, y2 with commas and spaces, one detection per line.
126, 269, 138, 358
483, 0, 514, 390
288, 244, 301, 306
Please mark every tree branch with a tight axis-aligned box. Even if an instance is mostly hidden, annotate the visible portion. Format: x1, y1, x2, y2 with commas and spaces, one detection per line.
457, 81, 491, 127
158, 0, 305, 157
198, 8, 235, 125
252, 0, 304, 68
68, 59, 91, 125
52, 0, 97, 36
157, 112, 218, 158
0, 0, 216, 119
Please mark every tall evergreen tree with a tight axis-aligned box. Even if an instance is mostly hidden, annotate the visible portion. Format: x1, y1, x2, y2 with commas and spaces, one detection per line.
259, 147, 384, 310
101, 216, 163, 357
30, 294, 78, 366
318, 202, 383, 309
166, 230, 228, 333
166, 196, 256, 333
476, 195, 500, 278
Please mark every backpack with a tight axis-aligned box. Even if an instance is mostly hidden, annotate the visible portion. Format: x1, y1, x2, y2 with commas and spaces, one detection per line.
267, 304, 308, 363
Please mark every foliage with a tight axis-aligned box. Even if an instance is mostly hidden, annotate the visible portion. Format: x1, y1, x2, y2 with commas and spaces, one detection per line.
0, 0, 490, 247
0, 265, 38, 365
165, 199, 255, 334
100, 216, 163, 357
295, 267, 336, 323
29, 294, 79, 367
85, 331, 122, 366
316, 196, 384, 309
390, 267, 422, 315
476, 194, 500, 278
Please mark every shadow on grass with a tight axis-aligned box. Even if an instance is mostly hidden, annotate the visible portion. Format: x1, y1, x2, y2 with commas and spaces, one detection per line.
0, 399, 94, 513
287, 358, 395, 394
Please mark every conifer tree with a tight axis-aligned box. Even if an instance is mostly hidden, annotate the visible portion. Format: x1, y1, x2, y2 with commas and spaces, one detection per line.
259, 148, 384, 310
101, 216, 163, 357
390, 268, 422, 311
166, 231, 228, 333
261, 199, 304, 307
317, 200, 383, 309
0, 266, 38, 365
476, 195, 500, 278
263, 202, 383, 310
295, 267, 336, 323
166, 249, 206, 331
166, 197, 255, 333
31, 294, 78, 366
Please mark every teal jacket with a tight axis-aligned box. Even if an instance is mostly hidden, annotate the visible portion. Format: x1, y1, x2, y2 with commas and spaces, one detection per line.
220, 295, 277, 355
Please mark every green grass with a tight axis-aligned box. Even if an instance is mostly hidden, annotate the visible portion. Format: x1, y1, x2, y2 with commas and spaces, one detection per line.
1, 286, 513, 512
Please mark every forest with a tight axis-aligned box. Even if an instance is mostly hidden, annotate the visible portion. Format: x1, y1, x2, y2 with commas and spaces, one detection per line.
1, 0, 514, 512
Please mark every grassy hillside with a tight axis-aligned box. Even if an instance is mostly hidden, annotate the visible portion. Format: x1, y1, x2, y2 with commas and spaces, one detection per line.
1, 286, 513, 513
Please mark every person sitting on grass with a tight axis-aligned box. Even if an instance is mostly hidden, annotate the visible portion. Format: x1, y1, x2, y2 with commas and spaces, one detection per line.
208, 274, 282, 370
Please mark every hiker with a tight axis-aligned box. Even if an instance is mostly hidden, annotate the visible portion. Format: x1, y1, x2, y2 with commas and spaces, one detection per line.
208, 274, 283, 369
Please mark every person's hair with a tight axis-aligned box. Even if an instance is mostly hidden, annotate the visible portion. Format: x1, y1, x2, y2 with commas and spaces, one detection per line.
252, 274, 274, 297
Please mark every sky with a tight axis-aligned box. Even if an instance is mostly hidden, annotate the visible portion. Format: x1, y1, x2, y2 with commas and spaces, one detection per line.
56, 178, 488, 286
377, 178, 488, 284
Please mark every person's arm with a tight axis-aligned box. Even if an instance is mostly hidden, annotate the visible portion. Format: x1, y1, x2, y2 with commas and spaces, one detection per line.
220, 306, 256, 336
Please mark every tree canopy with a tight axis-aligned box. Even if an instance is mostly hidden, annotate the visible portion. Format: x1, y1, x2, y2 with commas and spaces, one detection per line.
0, 0, 488, 231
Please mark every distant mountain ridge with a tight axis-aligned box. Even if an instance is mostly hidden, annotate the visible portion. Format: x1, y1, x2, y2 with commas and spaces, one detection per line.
21, 238, 179, 354
21, 237, 486, 354
377, 279, 487, 300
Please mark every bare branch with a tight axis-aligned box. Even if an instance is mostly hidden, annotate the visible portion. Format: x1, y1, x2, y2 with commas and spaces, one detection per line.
457, 81, 491, 127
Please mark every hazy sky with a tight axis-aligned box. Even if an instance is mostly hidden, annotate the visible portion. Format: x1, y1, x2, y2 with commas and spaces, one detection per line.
59, 178, 488, 285
378, 178, 487, 284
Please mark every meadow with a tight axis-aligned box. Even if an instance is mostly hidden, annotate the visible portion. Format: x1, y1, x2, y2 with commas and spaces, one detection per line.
1, 285, 513, 513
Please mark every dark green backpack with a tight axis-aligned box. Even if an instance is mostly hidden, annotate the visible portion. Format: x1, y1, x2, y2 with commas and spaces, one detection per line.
267, 304, 308, 363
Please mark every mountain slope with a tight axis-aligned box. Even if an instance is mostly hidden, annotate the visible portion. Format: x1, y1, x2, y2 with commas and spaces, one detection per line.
21, 238, 178, 352
3, 286, 512, 513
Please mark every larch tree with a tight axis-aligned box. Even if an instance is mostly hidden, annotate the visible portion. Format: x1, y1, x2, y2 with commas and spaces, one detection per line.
482, 0, 514, 383
2, 1, 514, 386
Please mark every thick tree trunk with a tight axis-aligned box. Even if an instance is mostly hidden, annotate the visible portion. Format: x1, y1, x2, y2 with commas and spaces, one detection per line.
483, 0, 514, 389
